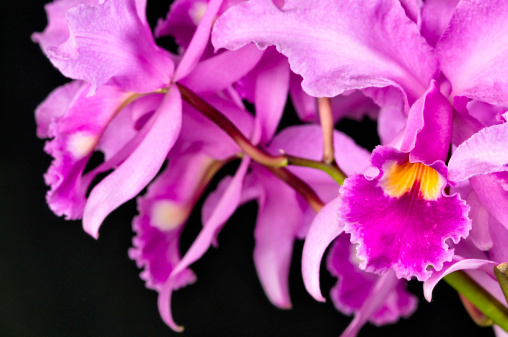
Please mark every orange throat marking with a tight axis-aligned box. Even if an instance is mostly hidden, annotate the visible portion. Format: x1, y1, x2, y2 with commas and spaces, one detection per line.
379, 160, 444, 200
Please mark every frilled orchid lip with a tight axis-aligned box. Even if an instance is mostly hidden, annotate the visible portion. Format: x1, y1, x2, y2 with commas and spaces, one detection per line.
340, 146, 471, 281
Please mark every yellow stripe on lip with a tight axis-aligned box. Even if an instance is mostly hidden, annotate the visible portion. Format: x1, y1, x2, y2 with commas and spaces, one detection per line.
379, 160, 444, 200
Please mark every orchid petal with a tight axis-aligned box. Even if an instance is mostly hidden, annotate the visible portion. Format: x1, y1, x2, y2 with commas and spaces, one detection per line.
420, 0, 459, 47
254, 47, 290, 142
400, 80, 452, 165
46, 0, 173, 93
466, 190, 493, 251
490, 215, 508, 263
252, 165, 303, 308
158, 156, 250, 330
83, 87, 182, 238
212, 0, 437, 102
327, 234, 417, 325
340, 271, 399, 337
180, 45, 264, 93
41, 84, 131, 219
35, 80, 85, 138
174, 0, 224, 80
289, 73, 317, 122
341, 147, 471, 281
423, 257, 497, 302
437, 0, 508, 106
32, 0, 100, 52
448, 121, 508, 182
302, 196, 343, 302
471, 173, 508, 231
129, 151, 216, 290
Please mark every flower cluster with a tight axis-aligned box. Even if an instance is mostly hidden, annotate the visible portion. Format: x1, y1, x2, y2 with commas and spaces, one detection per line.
34, 0, 508, 335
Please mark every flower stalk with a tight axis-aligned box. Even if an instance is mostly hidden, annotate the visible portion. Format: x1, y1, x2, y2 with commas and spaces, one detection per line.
317, 97, 335, 165
177, 83, 345, 184
444, 271, 508, 332
494, 263, 508, 305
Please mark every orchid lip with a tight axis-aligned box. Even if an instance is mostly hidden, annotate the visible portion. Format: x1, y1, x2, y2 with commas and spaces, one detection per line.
379, 158, 446, 201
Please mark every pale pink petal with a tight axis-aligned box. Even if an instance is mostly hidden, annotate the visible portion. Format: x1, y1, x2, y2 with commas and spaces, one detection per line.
32, 0, 100, 52
35, 80, 85, 138
158, 156, 250, 330
251, 165, 303, 308
466, 190, 493, 251
174, 0, 224, 80
289, 73, 317, 122
179, 44, 264, 93
423, 257, 497, 302
364, 86, 406, 145
254, 47, 290, 142
471, 173, 508, 232
46, 0, 174, 93
340, 271, 399, 337
83, 87, 182, 238
212, 0, 437, 102
420, 0, 459, 47
438, 0, 508, 105
302, 196, 343, 302
448, 121, 508, 182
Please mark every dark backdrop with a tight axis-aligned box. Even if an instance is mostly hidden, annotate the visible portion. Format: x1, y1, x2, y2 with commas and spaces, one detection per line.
0, 1, 493, 336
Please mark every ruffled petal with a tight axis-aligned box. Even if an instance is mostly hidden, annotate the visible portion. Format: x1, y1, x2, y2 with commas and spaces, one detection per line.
301, 196, 343, 302
340, 146, 471, 280
46, 0, 173, 93
437, 0, 508, 105
35, 80, 85, 138
129, 150, 219, 291
212, 0, 437, 102
340, 271, 409, 337
41, 83, 132, 219
83, 87, 182, 238
32, 0, 100, 52
251, 165, 303, 308
448, 119, 508, 181
327, 234, 417, 327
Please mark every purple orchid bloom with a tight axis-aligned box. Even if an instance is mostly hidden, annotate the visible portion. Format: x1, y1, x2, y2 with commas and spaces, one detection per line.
212, 0, 508, 282
33, 0, 266, 239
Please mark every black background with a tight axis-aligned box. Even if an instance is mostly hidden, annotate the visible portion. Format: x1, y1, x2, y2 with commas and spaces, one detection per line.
0, 0, 494, 336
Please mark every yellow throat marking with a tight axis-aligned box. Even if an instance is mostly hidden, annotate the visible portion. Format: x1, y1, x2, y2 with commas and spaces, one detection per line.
379, 160, 443, 200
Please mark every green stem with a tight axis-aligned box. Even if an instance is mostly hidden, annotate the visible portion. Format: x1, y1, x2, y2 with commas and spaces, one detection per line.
286, 155, 345, 185
444, 271, 508, 332
177, 83, 345, 183
494, 263, 508, 305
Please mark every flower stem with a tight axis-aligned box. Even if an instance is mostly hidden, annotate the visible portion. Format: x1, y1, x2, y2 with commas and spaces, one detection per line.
494, 263, 508, 305
317, 97, 335, 165
177, 84, 288, 167
444, 270, 508, 332
286, 155, 345, 185
177, 83, 345, 183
